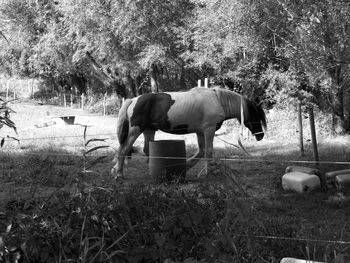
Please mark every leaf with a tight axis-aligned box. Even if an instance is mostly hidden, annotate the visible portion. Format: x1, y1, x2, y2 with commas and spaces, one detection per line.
7, 136, 19, 142
85, 146, 109, 155
85, 138, 107, 147
83, 125, 87, 142
6, 223, 12, 233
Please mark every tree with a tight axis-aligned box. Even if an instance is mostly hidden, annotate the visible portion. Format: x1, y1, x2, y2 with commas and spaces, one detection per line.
58, 0, 196, 96
255, 0, 350, 132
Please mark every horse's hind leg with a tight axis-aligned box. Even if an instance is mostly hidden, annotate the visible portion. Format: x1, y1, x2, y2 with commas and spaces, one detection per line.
202, 127, 216, 175
143, 130, 155, 163
111, 126, 141, 179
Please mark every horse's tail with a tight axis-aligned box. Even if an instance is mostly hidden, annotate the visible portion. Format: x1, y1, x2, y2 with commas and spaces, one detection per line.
116, 98, 133, 145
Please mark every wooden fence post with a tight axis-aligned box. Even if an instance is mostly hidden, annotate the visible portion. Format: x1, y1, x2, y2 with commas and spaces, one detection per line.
28, 79, 31, 98
298, 101, 304, 156
63, 92, 66, 107
81, 94, 85, 110
204, 78, 208, 88
32, 78, 35, 98
20, 79, 23, 97
308, 106, 319, 165
198, 79, 201, 88
103, 92, 107, 115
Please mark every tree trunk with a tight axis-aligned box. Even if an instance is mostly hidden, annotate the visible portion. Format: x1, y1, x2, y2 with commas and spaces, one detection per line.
85, 52, 128, 98
343, 85, 350, 132
134, 76, 141, 96
125, 74, 137, 97
330, 64, 347, 134
149, 64, 159, 93
333, 87, 345, 134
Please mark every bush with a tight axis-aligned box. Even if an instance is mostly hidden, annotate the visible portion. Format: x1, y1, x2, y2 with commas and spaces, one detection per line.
0, 98, 16, 147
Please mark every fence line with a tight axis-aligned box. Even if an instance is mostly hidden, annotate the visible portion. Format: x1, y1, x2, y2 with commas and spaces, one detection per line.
1, 132, 349, 165
1, 149, 350, 166
239, 234, 350, 246
3, 133, 117, 142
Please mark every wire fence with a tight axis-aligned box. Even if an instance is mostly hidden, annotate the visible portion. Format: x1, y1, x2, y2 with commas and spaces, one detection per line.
1, 132, 350, 251
1, 129, 349, 163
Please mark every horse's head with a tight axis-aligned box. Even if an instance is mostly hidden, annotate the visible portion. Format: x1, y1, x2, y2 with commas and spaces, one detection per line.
244, 101, 267, 141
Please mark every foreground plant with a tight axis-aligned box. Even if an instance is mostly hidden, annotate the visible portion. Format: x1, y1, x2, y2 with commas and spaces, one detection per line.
0, 98, 17, 147
0, 161, 348, 262
81, 125, 109, 174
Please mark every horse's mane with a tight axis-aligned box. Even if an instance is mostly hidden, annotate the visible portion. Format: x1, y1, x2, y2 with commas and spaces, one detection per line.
212, 87, 241, 119
213, 87, 267, 129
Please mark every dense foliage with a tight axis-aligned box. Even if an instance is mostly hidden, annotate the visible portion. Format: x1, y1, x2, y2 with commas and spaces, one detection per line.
0, 0, 350, 131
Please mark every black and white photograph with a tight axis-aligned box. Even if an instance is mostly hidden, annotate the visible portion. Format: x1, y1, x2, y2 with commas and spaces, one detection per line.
0, 0, 350, 262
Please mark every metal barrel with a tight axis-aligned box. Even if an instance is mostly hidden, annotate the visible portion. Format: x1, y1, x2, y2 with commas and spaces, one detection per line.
149, 140, 186, 183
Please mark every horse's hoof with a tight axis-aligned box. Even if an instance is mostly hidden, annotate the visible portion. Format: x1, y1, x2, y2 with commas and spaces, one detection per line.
111, 168, 123, 180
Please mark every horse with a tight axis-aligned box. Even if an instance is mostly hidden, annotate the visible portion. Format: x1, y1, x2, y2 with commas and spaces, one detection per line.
111, 86, 267, 179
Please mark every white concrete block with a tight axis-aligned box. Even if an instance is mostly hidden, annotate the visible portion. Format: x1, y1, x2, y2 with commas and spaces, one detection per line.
282, 172, 321, 193
285, 166, 321, 175
326, 169, 350, 179
280, 258, 325, 263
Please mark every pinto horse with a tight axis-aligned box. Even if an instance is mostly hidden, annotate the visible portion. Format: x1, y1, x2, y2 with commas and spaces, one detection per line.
111, 87, 267, 178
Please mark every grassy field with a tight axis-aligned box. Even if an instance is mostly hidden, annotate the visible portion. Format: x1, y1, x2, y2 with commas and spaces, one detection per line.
0, 101, 350, 262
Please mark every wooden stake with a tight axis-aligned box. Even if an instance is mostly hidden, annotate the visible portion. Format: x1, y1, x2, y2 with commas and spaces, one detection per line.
298, 101, 304, 156
308, 107, 319, 165
103, 92, 107, 115
240, 96, 244, 139
81, 94, 84, 110
63, 92, 66, 107
31, 78, 34, 98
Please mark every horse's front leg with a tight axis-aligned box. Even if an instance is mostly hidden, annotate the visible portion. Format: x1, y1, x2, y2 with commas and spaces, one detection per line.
198, 127, 216, 177
111, 127, 141, 179
143, 130, 155, 163
186, 132, 205, 170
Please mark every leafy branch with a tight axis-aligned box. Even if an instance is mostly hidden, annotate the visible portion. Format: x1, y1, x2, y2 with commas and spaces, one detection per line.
81, 125, 109, 173
0, 98, 17, 147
